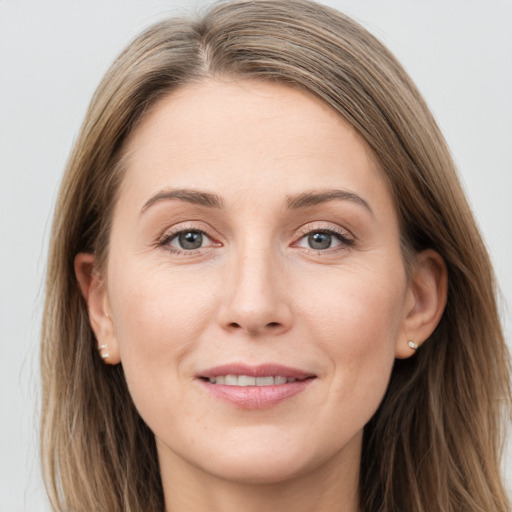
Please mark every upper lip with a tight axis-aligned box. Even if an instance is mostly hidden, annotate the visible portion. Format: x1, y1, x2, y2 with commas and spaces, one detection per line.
197, 363, 315, 380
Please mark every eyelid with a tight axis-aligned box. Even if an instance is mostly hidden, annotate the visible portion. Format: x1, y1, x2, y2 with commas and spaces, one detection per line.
154, 221, 354, 255
292, 223, 355, 250
156, 222, 221, 253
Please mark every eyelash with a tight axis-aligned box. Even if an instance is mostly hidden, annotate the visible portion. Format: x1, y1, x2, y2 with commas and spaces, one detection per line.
294, 225, 355, 253
156, 224, 355, 255
156, 224, 219, 255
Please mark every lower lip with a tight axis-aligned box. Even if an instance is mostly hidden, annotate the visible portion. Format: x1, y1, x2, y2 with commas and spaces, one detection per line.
199, 379, 314, 409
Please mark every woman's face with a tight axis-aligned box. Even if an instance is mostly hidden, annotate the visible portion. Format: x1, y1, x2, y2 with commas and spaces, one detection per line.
99, 80, 417, 484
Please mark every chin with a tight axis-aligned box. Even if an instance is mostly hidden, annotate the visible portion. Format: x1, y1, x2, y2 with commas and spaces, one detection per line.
188, 429, 355, 486
203, 453, 315, 485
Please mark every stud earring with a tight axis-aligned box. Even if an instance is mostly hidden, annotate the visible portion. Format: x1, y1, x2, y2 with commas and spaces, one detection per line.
98, 344, 109, 359
407, 340, 418, 351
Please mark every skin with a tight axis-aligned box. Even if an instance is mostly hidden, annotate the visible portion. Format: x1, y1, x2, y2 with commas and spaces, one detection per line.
76, 79, 447, 512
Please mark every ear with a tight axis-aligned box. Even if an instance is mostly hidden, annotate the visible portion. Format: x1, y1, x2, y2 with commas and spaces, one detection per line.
395, 249, 448, 359
74, 253, 121, 365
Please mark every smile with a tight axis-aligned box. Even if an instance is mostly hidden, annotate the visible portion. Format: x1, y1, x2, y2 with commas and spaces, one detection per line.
197, 364, 316, 409
207, 375, 300, 386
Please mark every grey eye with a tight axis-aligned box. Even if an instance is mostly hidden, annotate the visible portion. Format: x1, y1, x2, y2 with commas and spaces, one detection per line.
295, 229, 349, 251
308, 232, 333, 250
160, 228, 218, 253
174, 231, 205, 250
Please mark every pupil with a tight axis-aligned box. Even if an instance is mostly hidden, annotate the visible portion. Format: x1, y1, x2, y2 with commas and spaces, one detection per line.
308, 232, 331, 250
179, 231, 203, 250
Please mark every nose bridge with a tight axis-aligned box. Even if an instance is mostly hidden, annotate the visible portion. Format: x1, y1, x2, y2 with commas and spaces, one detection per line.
218, 232, 291, 336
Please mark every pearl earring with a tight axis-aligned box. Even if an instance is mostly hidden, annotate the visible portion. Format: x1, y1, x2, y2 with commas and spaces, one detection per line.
98, 344, 109, 359
407, 340, 418, 351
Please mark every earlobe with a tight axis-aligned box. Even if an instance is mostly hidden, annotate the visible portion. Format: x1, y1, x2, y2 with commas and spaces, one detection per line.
74, 253, 121, 365
395, 249, 448, 359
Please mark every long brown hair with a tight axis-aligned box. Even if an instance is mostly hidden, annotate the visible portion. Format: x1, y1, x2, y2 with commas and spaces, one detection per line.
41, 1, 511, 510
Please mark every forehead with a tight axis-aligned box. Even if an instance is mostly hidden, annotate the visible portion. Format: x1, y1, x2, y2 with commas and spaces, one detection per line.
117, 78, 391, 213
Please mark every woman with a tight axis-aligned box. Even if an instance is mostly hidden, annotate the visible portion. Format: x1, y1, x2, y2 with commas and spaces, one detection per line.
40, 0, 511, 510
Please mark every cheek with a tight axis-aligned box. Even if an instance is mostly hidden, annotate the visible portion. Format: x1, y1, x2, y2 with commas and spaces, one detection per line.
110, 258, 217, 339
106, 261, 218, 405
297, 258, 407, 406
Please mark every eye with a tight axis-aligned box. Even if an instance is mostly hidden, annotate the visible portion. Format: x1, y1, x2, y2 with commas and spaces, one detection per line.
160, 229, 213, 252
295, 228, 353, 251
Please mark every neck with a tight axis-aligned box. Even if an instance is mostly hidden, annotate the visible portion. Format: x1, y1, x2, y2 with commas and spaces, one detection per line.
160, 434, 361, 512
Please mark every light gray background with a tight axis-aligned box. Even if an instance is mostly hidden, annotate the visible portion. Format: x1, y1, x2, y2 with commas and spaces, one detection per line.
1, 1, 511, 510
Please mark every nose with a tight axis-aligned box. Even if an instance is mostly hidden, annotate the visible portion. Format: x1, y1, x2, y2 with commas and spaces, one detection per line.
216, 242, 293, 337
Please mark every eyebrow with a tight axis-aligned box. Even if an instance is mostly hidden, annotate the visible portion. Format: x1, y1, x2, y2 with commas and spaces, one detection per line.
286, 189, 373, 215
140, 188, 224, 214
140, 187, 372, 216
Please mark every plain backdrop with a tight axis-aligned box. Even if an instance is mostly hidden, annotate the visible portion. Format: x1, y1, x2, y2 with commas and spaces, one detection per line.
1, 1, 511, 510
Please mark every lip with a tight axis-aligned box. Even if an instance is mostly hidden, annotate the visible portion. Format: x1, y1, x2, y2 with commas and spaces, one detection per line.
196, 363, 316, 409
198, 363, 315, 380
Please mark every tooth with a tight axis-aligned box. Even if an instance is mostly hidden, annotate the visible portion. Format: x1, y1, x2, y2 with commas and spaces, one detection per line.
239, 375, 256, 386
224, 375, 238, 386
211, 375, 298, 386
256, 376, 274, 386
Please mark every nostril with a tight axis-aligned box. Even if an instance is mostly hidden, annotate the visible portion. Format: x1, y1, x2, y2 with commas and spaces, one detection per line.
227, 321, 282, 333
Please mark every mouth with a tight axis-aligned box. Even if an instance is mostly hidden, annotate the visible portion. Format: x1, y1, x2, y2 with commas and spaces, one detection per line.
203, 375, 305, 386
196, 363, 316, 408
